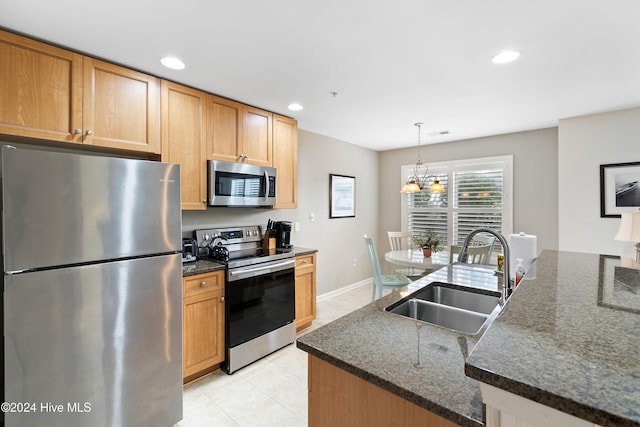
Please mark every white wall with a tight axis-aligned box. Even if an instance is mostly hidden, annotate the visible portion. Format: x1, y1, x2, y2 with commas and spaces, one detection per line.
183, 129, 379, 296
558, 107, 640, 257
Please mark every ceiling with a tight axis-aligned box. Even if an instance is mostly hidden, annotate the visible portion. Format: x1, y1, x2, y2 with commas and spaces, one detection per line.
1, 0, 639, 151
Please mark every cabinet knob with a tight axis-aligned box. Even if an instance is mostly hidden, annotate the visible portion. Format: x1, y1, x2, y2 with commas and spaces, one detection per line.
203, 199, 207, 204
74, 129, 82, 135
200, 281, 206, 287
86, 130, 93, 136
220, 296, 225, 302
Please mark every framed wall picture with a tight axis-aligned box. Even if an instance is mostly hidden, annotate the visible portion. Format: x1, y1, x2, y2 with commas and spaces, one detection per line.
329, 174, 355, 218
600, 161, 640, 218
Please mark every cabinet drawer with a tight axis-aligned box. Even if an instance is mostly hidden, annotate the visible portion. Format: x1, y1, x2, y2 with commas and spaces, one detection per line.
183, 271, 224, 297
295, 254, 315, 273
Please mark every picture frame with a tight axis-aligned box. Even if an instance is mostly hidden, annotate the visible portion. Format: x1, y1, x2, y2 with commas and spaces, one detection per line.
329, 174, 356, 218
599, 161, 640, 218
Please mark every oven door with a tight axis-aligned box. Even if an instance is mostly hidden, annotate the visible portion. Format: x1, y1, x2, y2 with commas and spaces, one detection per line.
226, 258, 295, 350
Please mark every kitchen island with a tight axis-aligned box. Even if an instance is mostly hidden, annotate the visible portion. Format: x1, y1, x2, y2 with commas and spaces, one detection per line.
297, 264, 502, 427
297, 250, 640, 427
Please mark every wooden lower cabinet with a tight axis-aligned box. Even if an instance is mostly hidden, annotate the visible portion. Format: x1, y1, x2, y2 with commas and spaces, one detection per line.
183, 271, 225, 382
295, 253, 316, 331
308, 356, 460, 427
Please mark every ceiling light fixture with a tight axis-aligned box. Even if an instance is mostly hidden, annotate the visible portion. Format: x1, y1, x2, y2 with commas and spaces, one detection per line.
160, 56, 185, 70
288, 103, 303, 111
400, 123, 445, 194
492, 51, 520, 64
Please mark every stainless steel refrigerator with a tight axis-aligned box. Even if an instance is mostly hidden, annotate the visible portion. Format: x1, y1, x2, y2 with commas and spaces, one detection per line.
1, 146, 183, 427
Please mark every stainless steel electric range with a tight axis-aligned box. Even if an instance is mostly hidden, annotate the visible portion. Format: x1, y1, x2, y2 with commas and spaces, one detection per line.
194, 225, 296, 374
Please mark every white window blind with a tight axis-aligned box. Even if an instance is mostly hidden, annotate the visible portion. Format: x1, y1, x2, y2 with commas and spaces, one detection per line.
401, 156, 513, 260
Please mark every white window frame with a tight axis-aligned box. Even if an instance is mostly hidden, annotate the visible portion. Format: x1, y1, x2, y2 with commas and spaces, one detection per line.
400, 155, 513, 253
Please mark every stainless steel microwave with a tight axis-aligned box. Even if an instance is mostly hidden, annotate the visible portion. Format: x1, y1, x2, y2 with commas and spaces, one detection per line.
207, 160, 276, 207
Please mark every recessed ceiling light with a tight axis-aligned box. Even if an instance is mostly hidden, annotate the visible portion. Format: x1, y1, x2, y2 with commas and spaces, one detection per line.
161, 57, 185, 70
492, 51, 520, 64
288, 103, 303, 111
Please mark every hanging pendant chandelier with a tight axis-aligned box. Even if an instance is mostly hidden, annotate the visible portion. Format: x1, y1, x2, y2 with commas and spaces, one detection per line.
400, 123, 444, 193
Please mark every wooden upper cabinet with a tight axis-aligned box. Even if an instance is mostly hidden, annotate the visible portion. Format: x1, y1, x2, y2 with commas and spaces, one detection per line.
0, 30, 160, 154
206, 95, 242, 163
161, 80, 207, 210
242, 106, 272, 167
0, 29, 83, 143
206, 96, 272, 166
273, 114, 298, 209
83, 58, 160, 154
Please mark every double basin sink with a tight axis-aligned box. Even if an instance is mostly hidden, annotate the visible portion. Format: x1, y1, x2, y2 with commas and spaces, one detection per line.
385, 282, 502, 335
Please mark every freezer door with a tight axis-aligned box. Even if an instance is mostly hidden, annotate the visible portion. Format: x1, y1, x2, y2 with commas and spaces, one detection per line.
1, 146, 181, 272
4, 254, 183, 427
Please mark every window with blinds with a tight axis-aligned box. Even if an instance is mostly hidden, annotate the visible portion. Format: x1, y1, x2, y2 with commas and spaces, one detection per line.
401, 156, 513, 260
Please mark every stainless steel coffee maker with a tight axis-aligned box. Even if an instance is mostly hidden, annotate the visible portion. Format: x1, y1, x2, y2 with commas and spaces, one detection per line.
273, 221, 293, 249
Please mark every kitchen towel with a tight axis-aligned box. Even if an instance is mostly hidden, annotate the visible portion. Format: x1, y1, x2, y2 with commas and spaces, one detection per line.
509, 232, 537, 280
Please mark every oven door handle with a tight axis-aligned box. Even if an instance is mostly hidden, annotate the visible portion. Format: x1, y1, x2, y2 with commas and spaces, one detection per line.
229, 259, 295, 277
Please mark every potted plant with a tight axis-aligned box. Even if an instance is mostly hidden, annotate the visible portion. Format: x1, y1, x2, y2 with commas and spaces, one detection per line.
412, 230, 442, 257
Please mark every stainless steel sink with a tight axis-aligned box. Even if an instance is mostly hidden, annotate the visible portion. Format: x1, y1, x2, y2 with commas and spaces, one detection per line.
413, 284, 500, 315
385, 283, 501, 335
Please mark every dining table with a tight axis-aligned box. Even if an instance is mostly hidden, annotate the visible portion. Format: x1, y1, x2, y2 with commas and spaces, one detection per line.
384, 249, 450, 270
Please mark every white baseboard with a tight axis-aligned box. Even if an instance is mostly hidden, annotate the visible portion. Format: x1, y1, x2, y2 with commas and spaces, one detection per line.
316, 278, 372, 303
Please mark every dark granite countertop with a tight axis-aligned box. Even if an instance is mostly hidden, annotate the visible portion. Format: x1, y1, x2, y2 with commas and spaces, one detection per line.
297, 264, 505, 427
181, 259, 225, 277
465, 250, 640, 427
293, 247, 317, 257
182, 246, 317, 277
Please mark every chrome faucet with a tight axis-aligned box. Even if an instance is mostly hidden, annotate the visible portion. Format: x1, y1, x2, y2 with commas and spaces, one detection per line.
459, 228, 511, 302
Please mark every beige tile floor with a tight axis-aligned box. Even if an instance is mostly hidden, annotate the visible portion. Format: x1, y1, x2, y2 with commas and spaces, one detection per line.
176, 283, 374, 427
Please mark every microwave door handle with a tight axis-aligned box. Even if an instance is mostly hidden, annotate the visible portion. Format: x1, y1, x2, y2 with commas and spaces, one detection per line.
264, 170, 269, 201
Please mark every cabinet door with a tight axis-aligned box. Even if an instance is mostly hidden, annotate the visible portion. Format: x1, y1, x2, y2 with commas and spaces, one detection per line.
161, 81, 207, 210
83, 58, 160, 153
242, 106, 272, 166
295, 254, 316, 330
183, 288, 225, 379
206, 94, 243, 162
273, 114, 298, 209
0, 30, 82, 143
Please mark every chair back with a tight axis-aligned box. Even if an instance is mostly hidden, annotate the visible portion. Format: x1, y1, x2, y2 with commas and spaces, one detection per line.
470, 234, 496, 261
364, 235, 383, 282
449, 244, 492, 264
387, 231, 413, 251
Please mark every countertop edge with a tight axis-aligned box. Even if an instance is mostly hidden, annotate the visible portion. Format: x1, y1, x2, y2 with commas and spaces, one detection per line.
293, 247, 318, 256
464, 358, 637, 427
297, 340, 482, 427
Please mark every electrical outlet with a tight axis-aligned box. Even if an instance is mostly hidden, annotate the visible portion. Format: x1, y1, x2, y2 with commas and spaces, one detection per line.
352, 258, 357, 267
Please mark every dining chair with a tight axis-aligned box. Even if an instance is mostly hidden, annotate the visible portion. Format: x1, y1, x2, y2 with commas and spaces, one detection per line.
387, 231, 426, 278
364, 235, 411, 301
469, 234, 496, 261
449, 244, 492, 264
